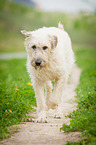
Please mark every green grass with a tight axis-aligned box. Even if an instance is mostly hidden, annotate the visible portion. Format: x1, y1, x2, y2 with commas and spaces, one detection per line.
0, 59, 36, 140
0, 0, 96, 52
61, 48, 96, 145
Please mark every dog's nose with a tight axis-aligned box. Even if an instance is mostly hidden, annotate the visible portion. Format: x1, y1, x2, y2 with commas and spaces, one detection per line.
35, 59, 42, 66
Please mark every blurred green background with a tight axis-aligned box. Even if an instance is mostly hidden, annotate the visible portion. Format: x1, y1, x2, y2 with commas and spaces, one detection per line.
0, 0, 96, 53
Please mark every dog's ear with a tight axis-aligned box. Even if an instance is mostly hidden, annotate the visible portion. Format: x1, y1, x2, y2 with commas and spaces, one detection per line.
49, 35, 58, 49
20, 30, 32, 37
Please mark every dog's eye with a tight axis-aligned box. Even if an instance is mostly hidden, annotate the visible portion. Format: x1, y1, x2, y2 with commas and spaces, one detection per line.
32, 45, 36, 49
43, 46, 48, 50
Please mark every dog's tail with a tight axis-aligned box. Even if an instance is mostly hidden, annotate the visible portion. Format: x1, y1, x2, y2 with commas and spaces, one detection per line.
58, 22, 64, 31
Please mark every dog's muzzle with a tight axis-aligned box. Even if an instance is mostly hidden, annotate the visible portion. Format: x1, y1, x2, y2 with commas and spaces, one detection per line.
35, 59, 42, 66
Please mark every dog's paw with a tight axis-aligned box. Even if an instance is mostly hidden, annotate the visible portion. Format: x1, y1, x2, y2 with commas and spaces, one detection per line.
36, 111, 47, 123
53, 112, 63, 119
36, 117, 47, 123
53, 106, 63, 119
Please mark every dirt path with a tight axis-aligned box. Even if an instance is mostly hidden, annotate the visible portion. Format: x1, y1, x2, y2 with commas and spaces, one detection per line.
0, 52, 26, 60
1, 65, 81, 145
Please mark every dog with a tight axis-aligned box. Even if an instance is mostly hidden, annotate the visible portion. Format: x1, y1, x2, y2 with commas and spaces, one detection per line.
21, 22, 75, 123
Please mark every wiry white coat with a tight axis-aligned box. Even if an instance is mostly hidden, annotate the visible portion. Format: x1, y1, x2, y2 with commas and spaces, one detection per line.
21, 23, 75, 123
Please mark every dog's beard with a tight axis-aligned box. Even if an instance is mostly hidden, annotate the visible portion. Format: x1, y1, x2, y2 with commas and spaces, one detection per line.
35, 66, 42, 70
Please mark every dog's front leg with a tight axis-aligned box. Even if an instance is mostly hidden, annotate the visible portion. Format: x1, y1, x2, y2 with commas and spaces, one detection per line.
34, 82, 47, 123
49, 77, 66, 118
45, 81, 52, 109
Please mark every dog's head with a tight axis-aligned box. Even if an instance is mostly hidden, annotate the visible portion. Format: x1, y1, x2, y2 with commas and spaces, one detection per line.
21, 28, 58, 69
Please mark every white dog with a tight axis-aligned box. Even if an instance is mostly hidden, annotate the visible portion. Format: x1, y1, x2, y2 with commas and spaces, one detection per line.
21, 22, 75, 123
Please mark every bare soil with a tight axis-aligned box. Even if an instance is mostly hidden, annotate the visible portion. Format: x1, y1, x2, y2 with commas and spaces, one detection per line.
1, 65, 81, 145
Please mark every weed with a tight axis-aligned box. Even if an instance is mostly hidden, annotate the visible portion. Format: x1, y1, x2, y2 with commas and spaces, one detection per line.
61, 49, 96, 145
0, 59, 36, 140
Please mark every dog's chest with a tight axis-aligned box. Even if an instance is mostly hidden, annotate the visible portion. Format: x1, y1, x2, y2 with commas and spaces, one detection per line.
34, 65, 63, 82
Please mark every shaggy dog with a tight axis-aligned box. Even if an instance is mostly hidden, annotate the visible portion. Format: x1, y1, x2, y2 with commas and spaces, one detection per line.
21, 22, 75, 123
